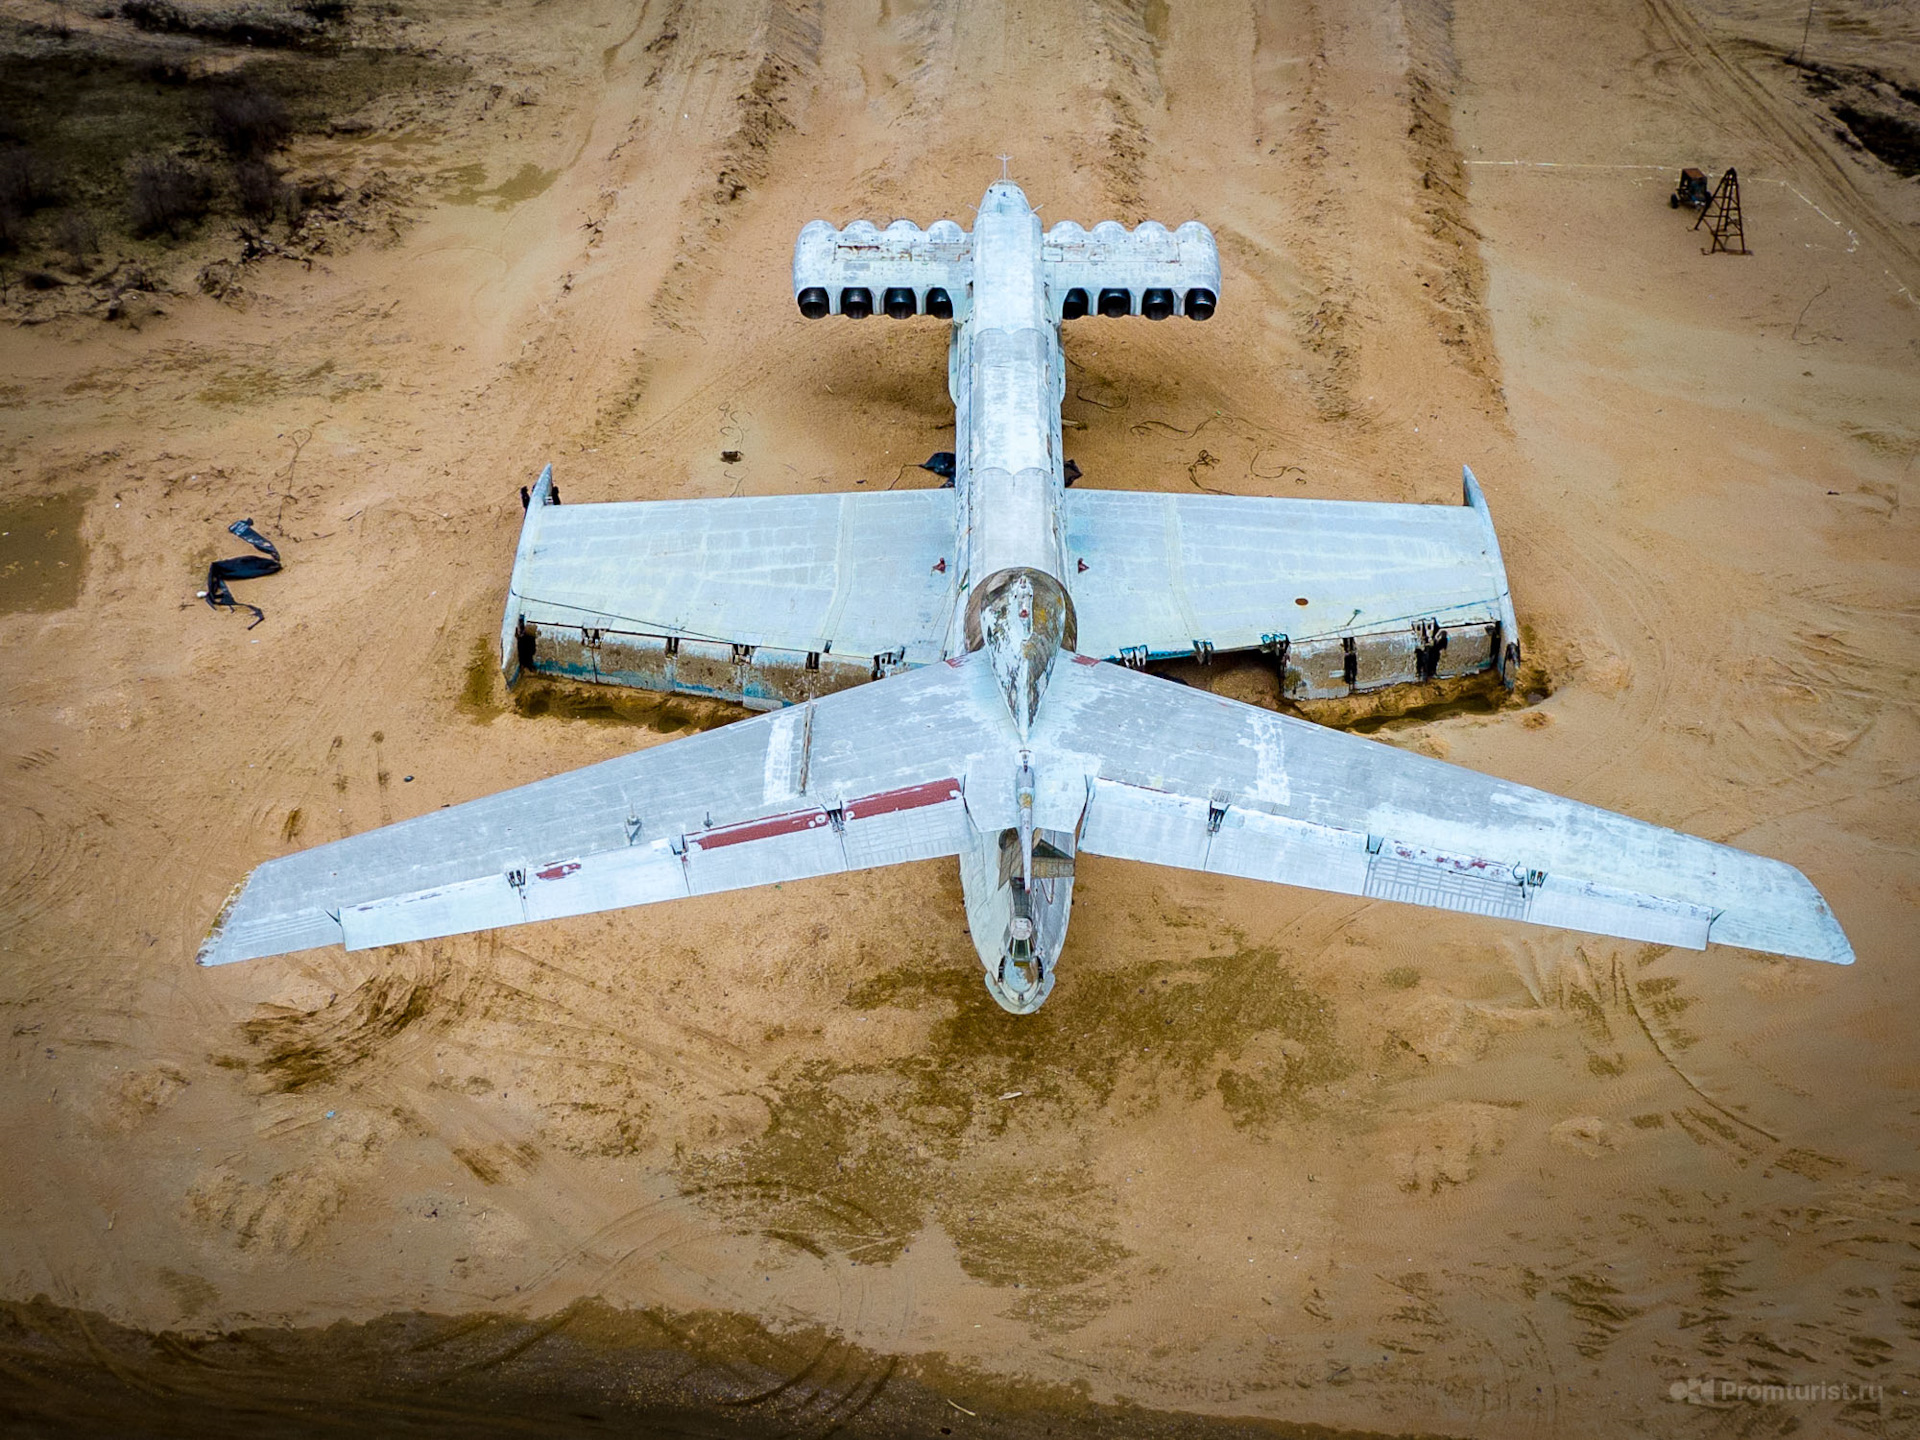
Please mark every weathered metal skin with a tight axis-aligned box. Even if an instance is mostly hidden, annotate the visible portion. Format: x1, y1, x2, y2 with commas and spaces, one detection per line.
501, 182, 1227, 1008
965, 568, 1076, 734
938, 185, 1071, 1001
516, 621, 889, 710
197, 179, 1853, 1017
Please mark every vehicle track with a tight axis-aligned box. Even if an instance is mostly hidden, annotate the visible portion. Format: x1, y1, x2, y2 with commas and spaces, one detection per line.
1641, 0, 1920, 290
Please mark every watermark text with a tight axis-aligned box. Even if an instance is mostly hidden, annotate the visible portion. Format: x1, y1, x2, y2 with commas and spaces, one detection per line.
1670, 1376, 1883, 1406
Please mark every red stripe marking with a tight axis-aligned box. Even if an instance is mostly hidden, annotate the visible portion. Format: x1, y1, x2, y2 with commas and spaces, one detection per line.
844, 777, 961, 822
688, 779, 962, 854
1071, 654, 1101, 666
1393, 844, 1504, 875
1102, 776, 1174, 796
691, 808, 831, 851
535, 862, 581, 882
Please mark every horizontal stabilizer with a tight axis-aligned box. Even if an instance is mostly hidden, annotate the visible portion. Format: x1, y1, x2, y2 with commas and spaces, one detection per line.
198, 654, 1850, 970
199, 657, 1017, 966
1049, 657, 1851, 964
335, 780, 968, 952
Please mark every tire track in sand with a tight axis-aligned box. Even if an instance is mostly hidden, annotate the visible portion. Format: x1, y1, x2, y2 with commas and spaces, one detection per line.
1640, 0, 1920, 288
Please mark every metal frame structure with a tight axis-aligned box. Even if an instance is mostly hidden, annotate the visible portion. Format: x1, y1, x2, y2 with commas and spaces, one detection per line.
1695, 167, 1750, 256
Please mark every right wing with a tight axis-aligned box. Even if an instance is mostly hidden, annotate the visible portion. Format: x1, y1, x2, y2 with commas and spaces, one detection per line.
1042, 656, 1850, 964
199, 655, 1018, 966
1064, 468, 1520, 697
502, 469, 959, 708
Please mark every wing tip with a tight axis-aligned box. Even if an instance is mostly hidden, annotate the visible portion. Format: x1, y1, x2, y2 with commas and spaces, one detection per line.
1783, 869, 1855, 967
1761, 932, 1854, 967
1709, 865, 1855, 966
1805, 917, 1856, 967
194, 876, 250, 967
1767, 917, 1856, 966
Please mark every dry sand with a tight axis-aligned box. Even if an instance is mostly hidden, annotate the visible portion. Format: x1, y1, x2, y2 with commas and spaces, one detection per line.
1, 0, 1917, 1434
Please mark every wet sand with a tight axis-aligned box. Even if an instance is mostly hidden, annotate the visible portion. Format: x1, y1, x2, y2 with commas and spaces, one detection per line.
1, 0, 1916, 1435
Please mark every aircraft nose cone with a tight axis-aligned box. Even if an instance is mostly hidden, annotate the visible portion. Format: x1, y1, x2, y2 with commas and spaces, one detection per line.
983, 181, 1030, 213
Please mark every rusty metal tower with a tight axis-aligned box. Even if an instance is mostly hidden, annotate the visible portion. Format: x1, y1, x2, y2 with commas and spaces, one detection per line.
1694, 167, 1749, 255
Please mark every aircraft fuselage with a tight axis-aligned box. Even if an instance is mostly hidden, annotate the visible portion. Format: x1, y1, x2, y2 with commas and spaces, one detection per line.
946, 183, 1083, 1012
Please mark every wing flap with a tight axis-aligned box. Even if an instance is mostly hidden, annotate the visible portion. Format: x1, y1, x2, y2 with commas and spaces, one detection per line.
1528, 875, 1713, 949
685, 807, 847, 895
1082, 779, 1376, 892
342, 870, 534, 950
1362, 839, 1531, 921
840, 779, 971, 868
523, 842, 690, 922
1079, 782, 1211, 870
1208, 803, 1373, 894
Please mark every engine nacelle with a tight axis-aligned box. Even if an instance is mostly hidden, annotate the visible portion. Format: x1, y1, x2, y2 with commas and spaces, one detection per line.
792, 217, 972, 320
1041, 219, 1220, 322
790, 211, 1219, 325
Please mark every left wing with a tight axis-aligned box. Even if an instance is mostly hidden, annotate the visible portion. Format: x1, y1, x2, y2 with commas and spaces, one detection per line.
1040, 657, 1850, 963
502, 469, 958, 707
198, 657, 1016, 966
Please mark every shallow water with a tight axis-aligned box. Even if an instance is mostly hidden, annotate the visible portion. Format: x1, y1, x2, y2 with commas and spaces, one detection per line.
443, 162, 561, 209
0, 1294, 1391, 1440
0, 491, 87, 614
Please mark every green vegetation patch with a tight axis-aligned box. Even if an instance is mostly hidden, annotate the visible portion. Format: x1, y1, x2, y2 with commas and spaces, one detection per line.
0, 21, 466, 265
